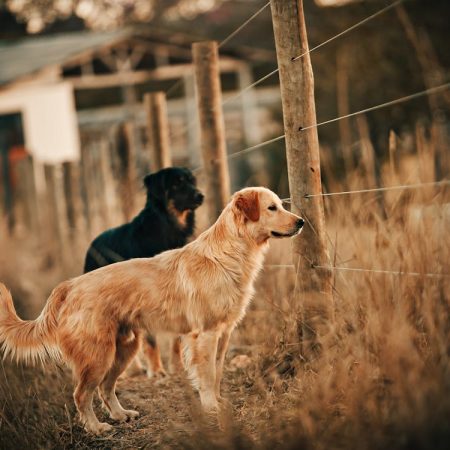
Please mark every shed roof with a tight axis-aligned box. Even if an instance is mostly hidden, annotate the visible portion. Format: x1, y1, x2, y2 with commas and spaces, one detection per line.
0, 29, 131, 86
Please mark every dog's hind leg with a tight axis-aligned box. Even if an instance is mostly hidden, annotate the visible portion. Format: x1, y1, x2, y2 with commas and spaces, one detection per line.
185, 331, 219, 412
99, 327, 140, 422
61, 332, 115, 434
73, 366, 113, 435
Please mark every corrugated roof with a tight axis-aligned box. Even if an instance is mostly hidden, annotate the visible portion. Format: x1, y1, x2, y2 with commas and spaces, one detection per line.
0, 29, 132, 86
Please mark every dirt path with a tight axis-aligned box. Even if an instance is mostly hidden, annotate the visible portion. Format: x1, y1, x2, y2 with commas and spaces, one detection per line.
55, 363, 259, 449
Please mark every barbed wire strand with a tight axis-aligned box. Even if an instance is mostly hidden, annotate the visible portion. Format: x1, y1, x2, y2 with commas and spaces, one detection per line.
231, 81, 450, 163
291, 0, 404, 62
280, 180, 450, 202
299, 82, 450, 132
165, 1, 270, 99
169, 0, 409, 144
191, 134, 285, 173
165, 78, 185, 99
314, 265, 450, 279
222, 0, 404, 107
265, 264, 449, 279
219, 1, 271, 49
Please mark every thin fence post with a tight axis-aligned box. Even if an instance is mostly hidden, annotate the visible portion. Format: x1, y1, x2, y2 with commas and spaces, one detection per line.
117, 122, 137, 222
81, 144, 100, 237
144, 91, 172, 171
192, 41, 231, 224
44, 164, 69, 265
15, 155, 39, 234
63, 160, 86, 242
0, 141, 13, 233
98, 139, 120, 227
270, 0, 333, 356
183, 73, 202, 169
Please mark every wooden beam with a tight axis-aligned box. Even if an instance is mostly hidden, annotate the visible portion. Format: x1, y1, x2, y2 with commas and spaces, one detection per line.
69, 59, 245, 90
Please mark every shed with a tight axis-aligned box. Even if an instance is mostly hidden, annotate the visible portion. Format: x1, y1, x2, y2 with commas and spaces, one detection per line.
0, 28, 279, 224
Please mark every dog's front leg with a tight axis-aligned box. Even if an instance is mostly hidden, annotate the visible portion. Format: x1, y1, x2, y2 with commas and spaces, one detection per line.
215, 327, 233, 398
185, 330, 219, 412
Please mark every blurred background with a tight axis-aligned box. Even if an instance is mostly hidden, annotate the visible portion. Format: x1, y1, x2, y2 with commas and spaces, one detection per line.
0, 1, 449, 449
0, 1, 449, 243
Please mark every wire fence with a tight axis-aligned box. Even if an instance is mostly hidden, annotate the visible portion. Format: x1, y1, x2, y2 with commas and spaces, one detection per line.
164, 0, 271, 100
167, 0, 407, 144
280, 180, 450, 202
161, 0, 449, 281
221, 0, 405, 108
266, 264, 450, 279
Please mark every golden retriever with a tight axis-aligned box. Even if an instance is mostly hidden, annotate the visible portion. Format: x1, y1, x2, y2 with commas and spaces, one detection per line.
0, 187, 303, 434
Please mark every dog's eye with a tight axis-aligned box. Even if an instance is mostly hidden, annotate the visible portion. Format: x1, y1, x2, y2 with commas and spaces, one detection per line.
268, 205, 277, 211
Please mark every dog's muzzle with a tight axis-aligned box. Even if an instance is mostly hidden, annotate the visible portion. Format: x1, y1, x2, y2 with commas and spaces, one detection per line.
271, 218, 304, 238
194, 191, 204, 206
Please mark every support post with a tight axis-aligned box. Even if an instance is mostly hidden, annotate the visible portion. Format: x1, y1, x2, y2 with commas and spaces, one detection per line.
270, 0, 333, 355
192, 41, 230, 224
184, 73, 202, 169
44, 164, 69, 265
63, 160, 86, 242
117, 122, 137, 221
144, 92, 172, 171
16, 155, 39, 234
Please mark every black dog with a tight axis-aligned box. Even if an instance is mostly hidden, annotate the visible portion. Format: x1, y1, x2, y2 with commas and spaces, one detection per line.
84, 167, 203, 272
83, 167, 204, 376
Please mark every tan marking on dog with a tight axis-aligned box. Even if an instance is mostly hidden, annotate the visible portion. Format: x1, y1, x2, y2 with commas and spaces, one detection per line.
167, 200, 190, 229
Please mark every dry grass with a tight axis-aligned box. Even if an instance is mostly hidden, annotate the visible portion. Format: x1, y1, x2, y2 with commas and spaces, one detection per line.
1, 140, 449, 449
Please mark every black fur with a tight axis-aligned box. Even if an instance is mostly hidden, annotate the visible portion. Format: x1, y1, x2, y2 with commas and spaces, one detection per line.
84, 167, 204, 273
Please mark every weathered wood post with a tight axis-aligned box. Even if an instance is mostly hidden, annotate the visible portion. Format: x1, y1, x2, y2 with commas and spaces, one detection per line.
117, 122, 137, 222
0, 139, 13, 233
98, 139, 120, 227
183, 73, 202, 169
144, 92, 172, 171
44, 164, 69, 265
15, 155, 39, 234
270, 0, 333, 356
63, 160, 86, 242
192, 41, 231, 224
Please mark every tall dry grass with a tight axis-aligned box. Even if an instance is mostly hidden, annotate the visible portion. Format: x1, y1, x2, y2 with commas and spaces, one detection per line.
0, 123, 449, 449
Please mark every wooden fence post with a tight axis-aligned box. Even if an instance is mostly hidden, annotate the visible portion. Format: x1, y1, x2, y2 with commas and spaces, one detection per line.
62, 160, 86, 241
192, 41, 230, 224
44, 164, 69, 265
0, 141, 13, 233
117, 122, 137, 222
15, 155, 39, 234
183, 73, 202, 169
144, 92, 172, 171
270, 0, 333, 355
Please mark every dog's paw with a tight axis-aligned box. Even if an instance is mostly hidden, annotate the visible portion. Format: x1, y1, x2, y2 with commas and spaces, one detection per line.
87, 421, 113, 435
110, 409, 139, 422
146, 368, 167, 381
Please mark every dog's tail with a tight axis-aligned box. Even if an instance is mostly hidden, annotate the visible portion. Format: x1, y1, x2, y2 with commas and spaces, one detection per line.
0, 281, 70, 365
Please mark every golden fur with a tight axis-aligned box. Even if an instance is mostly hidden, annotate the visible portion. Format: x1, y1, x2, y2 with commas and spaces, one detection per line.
0, 187, 302, 434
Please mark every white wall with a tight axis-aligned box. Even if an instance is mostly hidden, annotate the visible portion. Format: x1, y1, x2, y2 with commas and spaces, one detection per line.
0, 81, 80, 163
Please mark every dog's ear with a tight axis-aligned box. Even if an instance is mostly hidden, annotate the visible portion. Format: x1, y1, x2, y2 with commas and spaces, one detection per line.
235, 191, 260, 222
143, 172, 167, 204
